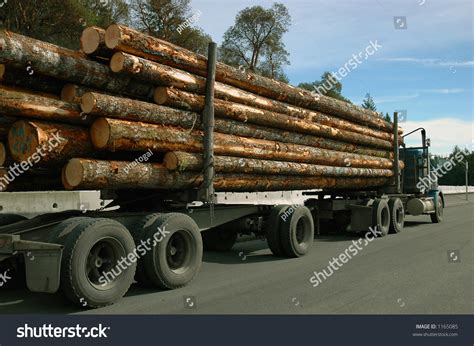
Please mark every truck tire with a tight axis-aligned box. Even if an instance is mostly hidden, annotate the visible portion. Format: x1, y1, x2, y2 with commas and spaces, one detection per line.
388, 198, 404, 234
141, 213, 202, 289
265, 205, 289, 256
60, 218, 136, 308
430, 195, 444, 223
0, 214, 27, 226
47, 217, 93, 244
202, 225, 238, 251
280, 206, 314, 257
372, 199, 390, 237
129, 213, 163, 287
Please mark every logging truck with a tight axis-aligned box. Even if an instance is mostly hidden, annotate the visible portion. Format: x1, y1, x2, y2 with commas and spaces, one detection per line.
0, 112, 444, 308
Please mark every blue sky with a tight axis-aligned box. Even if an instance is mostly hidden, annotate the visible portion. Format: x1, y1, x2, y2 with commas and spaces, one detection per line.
190, 0, 473, 155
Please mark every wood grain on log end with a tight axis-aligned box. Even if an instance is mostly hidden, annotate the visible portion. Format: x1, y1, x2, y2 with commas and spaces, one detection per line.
90, 118, 110, 149
154, 87, 170, 105
110, 51, 125, 72
80, 92, 96, 113
8, 121, 40, 162
63, 158, 83, 189
163, 152, 178, 170
60, 84, 78, 102
80, 27, 102, 54
105, 24, 121, 49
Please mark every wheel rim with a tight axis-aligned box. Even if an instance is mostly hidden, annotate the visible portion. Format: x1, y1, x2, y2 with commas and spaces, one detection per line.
295, 216, 312, 246
396, 204, 404, 225
381, 206, 390, 229
166, 231, 193, 274
86, 237, 126, 290
438, 197, 443, 217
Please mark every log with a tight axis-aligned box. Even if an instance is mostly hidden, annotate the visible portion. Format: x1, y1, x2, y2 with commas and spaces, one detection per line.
0, 115, 16, 139
61, 84, 96, 103
81, 91, 392, 158
155, 88, 393, 149
155, 86, 397, 142
105, 24, 394, 132
0, 64, 64, 95
112, 53, 402, 139
63, 158, 391, 191
80, 26, 112, 58
164, 151, 394, 178
91, 117, 398, 169
8, 120, 93, 163
0, 85, 86, 124
0, 30, 154, 100
0, 142, 6, 166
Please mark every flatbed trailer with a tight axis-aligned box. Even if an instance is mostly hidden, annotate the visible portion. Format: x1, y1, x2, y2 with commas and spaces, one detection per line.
0, 43, 444, 308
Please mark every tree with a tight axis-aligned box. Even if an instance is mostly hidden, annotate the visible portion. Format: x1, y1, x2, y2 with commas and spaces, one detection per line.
361, 93, 377, 111
0, 0, 129, 49
383, 112, 391, 123
131, 0, 211, 55
298, 72, 352, 103
219, 3, 291, 82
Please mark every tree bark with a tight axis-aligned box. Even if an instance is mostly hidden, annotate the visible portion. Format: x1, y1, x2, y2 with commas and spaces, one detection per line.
80, 26, 112, 58
63, 158, 391, 191
91, 117, 398, 169
8, 120, 93, 163
155, 87, 397, 142
0, 85, 87, 124
105, 24, 395, 132
164, 151, 394, 178
0, 30, 154, 100
81, 91, 392, 158
0, 63, 64, 95
61, 84, 96, 103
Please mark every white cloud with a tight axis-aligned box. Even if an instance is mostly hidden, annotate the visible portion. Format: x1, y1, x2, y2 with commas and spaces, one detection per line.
419, 88, 466, 94
401, 118, 473, 155
379, 57, 474, 67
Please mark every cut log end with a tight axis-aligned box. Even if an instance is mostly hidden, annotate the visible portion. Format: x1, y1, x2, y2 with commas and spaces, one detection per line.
81, 92, 96, 113
80, 27, 101, 54
154, 87, 170, 105
163, 152, 178, 170
60, 84, 78, 102
110, 51, 126, 73
90, 118, 111, 149
63, 158, 84, 189
105, 24, 121, 49
0, 64, 5, 79
8, 121, 40, 162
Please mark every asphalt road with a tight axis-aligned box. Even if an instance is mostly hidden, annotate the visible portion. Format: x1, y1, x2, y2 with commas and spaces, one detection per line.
1, 194, 472, 314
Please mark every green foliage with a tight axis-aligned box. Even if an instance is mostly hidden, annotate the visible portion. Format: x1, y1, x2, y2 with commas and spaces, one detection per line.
384, 112, 391, 123
361, 93, 377, 111
132, 0, 211, 54
0, 0, 129, 49
298, 72, 352, 103
431, 146, 473, 186
219, 3, 291, 82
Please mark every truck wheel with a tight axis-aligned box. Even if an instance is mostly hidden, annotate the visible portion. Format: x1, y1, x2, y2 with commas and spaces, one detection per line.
372, 199, 390, 237
60, 218, 136, 308
388, 198, 404, 234
47, 217, 93, 244
265, 205, 289, 256
141, 213, 202, 289
430, 195, 444, 223
0, 214, 27, 226
129, 213, 163, 287
280, 206, 314, 257
202, 225, 238, 251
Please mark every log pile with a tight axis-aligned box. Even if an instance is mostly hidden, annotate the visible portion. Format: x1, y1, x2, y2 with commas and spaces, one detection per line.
0, 26, 403, 193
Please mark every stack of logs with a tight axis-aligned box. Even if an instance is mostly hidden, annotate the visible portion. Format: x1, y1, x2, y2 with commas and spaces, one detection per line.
0, 25, 403, 193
